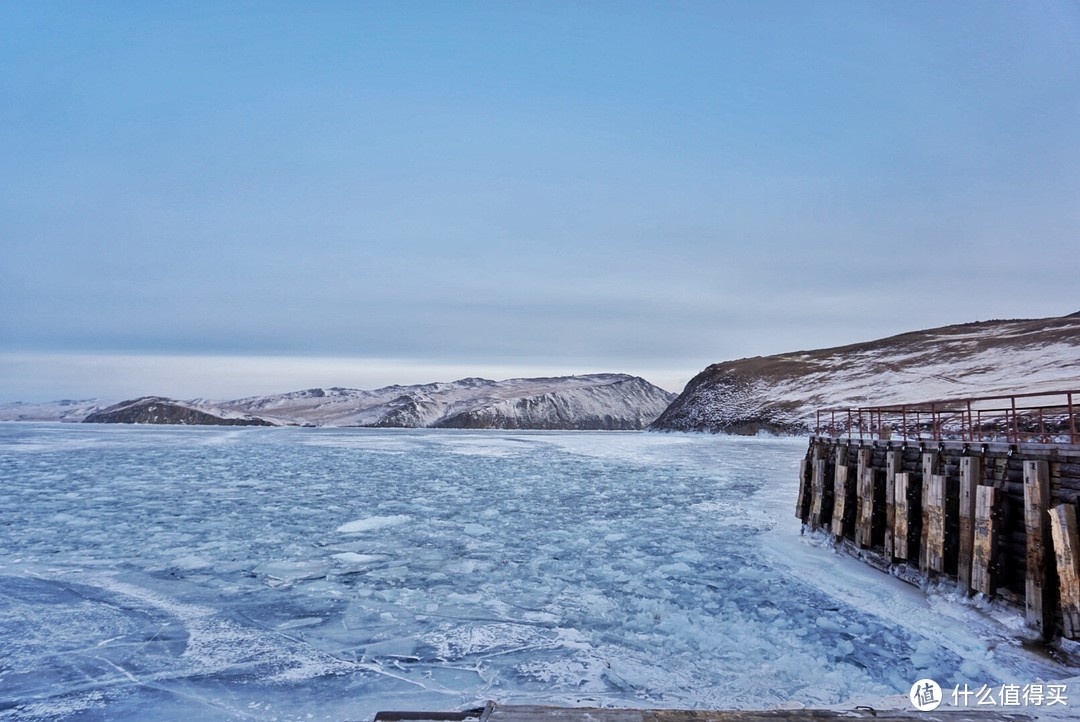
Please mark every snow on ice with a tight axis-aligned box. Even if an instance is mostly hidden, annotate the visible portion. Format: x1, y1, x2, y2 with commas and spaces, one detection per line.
0, 424, 1075, 721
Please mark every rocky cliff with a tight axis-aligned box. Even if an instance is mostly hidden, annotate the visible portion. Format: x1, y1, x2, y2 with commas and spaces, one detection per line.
434, 376, 673, 430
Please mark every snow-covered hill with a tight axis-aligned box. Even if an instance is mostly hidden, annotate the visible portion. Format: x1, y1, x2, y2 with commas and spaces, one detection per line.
0, 398, 110, 422
1, 374, 676, 430
216, 374, 675, 430
651, 313, 1080, 435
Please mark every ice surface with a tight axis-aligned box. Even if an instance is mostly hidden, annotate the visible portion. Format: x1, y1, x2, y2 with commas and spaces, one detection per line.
0, 424, 1075, 721
337, 515, 412, 533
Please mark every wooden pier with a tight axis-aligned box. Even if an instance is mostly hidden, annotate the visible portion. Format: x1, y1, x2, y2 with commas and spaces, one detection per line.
797, 428, 1080, 641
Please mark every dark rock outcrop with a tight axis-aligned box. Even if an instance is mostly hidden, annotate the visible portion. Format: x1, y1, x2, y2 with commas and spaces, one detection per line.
83, 397, 273, 426
434, 377, 672, 430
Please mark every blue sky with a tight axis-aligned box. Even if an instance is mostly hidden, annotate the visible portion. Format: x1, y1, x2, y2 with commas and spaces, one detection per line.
2, 1, 1079, 401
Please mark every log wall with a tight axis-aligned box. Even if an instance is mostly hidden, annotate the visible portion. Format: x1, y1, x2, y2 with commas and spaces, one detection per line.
797, 436, 1080, 640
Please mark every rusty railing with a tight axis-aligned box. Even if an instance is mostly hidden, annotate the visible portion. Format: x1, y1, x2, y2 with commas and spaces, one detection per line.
816, 390, 1079, 445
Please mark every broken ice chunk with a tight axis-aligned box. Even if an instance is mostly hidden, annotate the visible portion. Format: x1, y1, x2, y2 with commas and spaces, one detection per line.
253, 560, 329, 583
336, 515, 410, 533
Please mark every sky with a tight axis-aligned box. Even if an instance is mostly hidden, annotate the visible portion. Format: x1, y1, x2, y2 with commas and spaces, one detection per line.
2, 1, 1079, 401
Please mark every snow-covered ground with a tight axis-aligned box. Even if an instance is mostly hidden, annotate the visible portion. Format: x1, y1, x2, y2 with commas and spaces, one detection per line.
0, 425, 1075, 721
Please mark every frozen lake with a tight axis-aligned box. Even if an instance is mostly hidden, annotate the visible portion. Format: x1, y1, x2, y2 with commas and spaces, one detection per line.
0, 424, 1073, 721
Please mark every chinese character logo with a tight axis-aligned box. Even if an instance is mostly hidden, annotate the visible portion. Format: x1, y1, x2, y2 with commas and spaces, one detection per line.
910, 678, 943, 711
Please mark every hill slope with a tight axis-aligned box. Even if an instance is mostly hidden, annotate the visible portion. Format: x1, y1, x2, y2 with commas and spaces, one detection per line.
216, 374, 675, 430
0, 399, 108, 422
651, 313, 1080, 435
2, 374, 676, 430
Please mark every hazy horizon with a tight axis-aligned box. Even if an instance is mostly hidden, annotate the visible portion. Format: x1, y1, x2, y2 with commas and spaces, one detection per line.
0, 353, 695, 402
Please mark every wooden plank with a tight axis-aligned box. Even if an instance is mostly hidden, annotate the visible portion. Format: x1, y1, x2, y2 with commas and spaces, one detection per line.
885, 450, 900, 558
918, 452, 937, 570
487, 707, 645, 722
854, 447, 873, 547
1023, 460, 1052, 636
923, 474, 946, 574
478, 705, 1036, 722
810, 459, 826, 529
647, 710, 1031, 722
857, 447, 871, 490
972, 485, 999, 596
831, 464, 850, 539
921, 452, 937, 486
834, 445, 848, 473
834, 445, 850, 537
894, 472, 910, 560
903, 469, 923, 562
797, 456, 811, 522
1049, 504, 1080, 639
856, 467, 876, 549
801, 442, 828, 523
957, 456, 982, 592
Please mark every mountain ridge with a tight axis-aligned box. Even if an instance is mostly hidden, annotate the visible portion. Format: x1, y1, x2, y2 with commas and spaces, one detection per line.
214, 373, 675, 430
1, 374, 676, 430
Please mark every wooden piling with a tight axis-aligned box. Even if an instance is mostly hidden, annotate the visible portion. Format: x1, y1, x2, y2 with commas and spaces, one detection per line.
923, 474, 947, 574
831, 447, 850, 539
885, 450, 900, 558
920, 472, 946, 574
810, 459, 827, 529
957, 456, 982, 592
921, 452, 936, 483
1049, 504, 1080, 640
972, 485, 999, 596
1023, 460, 1052, 636
856, 467, 876, 549
855, 448, 873, 547
918, 452, 937, 570
797, 457, 811, 522
894, 472, 911, 560
857, 447, 871, 491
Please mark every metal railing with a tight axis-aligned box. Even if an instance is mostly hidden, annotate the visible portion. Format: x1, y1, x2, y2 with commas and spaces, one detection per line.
816, 390, 1080, 445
